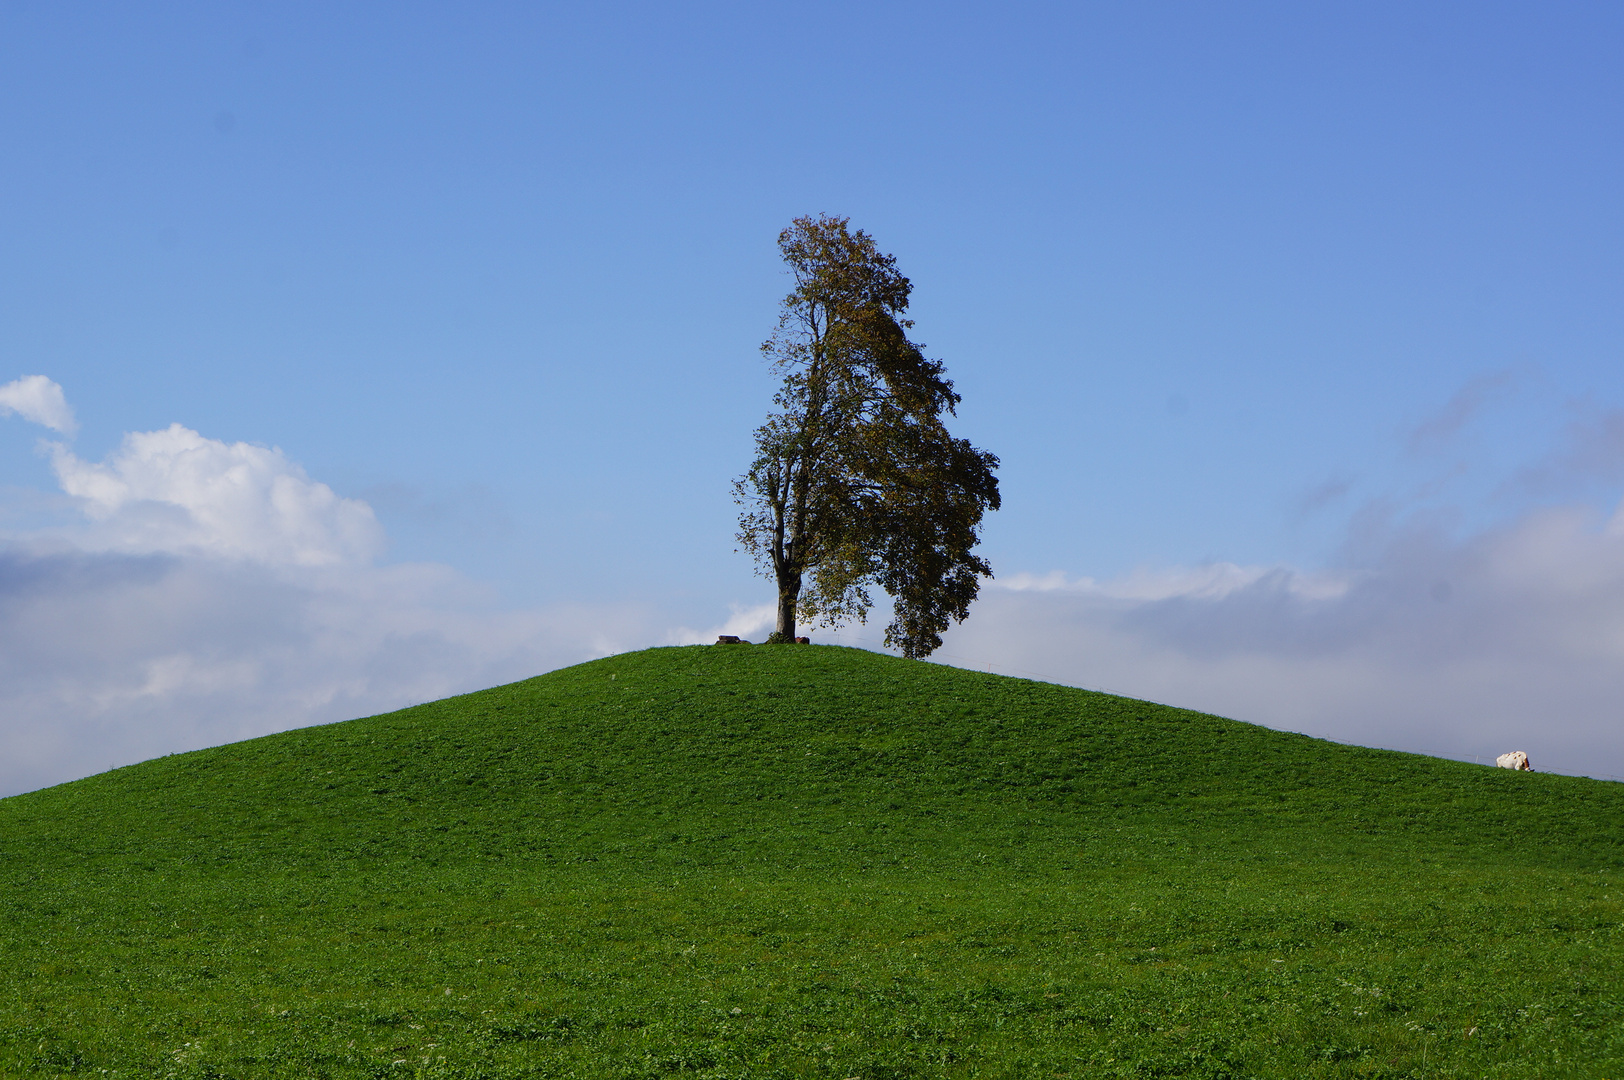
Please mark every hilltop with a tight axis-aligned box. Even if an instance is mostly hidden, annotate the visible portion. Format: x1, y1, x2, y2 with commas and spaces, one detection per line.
1, 645, 1620, 1078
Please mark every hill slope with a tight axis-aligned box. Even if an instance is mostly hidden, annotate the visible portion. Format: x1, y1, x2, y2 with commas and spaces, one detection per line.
2, 645, 1620, 1078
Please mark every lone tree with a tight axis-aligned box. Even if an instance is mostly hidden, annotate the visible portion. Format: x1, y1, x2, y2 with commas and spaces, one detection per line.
734, 214, 1000, 658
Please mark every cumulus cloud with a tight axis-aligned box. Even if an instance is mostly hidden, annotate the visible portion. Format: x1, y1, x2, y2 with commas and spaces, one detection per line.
0, 389, 660, 797
0, 375, 78, 435
918, 371, 1624, 782
46, 423, 383, 566
939, 504, 1624, 781
9, 371, 1624, 798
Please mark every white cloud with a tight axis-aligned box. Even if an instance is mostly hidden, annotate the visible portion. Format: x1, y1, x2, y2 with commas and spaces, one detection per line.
938, 504, 1624, 781
47, 423, 383, 566
665, 602, 777, 645
1002, 562, 1353, 602
0, 375, 78, 435
8, 372, 1623, 798
0, 388, 667, 796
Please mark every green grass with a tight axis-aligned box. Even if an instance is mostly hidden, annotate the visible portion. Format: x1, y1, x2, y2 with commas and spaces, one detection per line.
1, 644, 1621, 1079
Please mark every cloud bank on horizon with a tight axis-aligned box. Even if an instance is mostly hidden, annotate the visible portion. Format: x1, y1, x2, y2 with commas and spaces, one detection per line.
941, 504, 1624, 780
3, 376, 1624, 795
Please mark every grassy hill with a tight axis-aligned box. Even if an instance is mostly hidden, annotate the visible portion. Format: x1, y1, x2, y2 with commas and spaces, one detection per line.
1, 644, 1620, 1079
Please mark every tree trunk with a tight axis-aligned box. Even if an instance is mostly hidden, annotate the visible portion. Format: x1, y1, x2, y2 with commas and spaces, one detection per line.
775, 573, 800, 640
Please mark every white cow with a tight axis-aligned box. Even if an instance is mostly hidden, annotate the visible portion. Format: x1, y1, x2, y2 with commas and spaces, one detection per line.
1495, 751, 1532, 771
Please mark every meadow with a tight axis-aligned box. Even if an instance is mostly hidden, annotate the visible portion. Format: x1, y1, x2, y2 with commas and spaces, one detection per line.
1, 644, 1620, 1078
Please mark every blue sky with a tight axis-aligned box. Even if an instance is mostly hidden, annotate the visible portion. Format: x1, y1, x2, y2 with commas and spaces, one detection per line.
3, 2, 1623, 793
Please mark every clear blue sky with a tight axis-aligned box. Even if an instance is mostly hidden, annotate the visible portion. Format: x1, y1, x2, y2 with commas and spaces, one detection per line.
3, 2, 1623, 793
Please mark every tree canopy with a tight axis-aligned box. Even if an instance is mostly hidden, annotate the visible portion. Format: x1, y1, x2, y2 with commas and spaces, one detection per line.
734, 214, 1000, 658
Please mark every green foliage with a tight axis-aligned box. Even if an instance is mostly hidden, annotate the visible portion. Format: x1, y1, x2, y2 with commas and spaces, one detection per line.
2, 644, 1622, 1077
735, 215, 1000, 656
